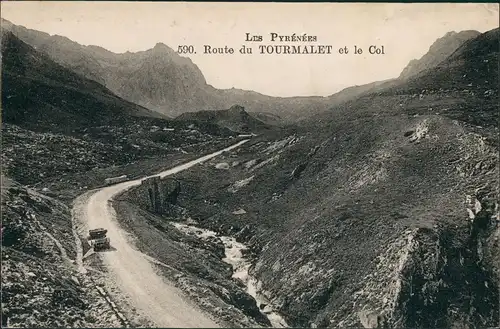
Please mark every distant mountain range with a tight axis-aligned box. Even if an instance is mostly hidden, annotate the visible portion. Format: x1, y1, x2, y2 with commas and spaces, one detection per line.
307, 27, 499, 129
0, 18, 483, 121
0, 19, 326, 121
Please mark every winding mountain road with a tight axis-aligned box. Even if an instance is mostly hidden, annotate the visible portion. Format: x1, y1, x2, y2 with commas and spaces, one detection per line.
72, 140, 249, 327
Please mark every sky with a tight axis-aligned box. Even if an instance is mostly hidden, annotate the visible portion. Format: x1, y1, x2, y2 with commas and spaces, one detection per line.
1, 2, 498, 97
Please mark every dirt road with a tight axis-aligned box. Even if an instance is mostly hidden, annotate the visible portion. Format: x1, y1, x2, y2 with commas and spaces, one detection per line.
72, 140, 249, 327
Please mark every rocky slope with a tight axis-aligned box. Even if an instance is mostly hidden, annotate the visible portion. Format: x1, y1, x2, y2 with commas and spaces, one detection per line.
399, 30, 481, 79
112, 179, 272, 328
1, 176, 126, 327
2, 121, 237, 188
123, 28, 499, 328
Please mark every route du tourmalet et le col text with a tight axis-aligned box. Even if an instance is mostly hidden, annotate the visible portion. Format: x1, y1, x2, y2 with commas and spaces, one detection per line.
176, 32, 386, 55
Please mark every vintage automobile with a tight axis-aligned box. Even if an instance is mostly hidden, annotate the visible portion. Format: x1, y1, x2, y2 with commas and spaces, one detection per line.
88, 228, 111, 251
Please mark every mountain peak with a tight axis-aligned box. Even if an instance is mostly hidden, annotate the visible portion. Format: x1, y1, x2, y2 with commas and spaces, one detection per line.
152, 42, 174, 53
399, 29, 481, 79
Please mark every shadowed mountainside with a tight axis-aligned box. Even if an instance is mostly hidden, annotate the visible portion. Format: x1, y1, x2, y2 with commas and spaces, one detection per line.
1, 31, 164, 133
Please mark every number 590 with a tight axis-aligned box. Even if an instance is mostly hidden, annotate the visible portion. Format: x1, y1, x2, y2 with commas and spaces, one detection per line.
177, 45, 195, 54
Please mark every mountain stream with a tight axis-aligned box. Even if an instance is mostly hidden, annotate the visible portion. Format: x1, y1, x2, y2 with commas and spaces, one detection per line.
171, 222, 288, 328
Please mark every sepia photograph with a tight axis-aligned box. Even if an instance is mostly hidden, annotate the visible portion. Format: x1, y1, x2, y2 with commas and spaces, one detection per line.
1, 2, 499, 328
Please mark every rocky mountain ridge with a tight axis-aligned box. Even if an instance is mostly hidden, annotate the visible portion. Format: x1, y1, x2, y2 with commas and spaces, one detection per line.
3, 19, 484, 122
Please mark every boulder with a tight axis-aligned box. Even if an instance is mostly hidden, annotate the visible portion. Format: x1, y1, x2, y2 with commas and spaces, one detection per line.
358, 309, 380, 328
215, 162, 230, 170
232, 209, 247, 215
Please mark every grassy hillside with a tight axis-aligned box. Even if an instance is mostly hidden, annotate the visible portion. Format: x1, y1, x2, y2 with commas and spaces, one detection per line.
399, 30, 481, 79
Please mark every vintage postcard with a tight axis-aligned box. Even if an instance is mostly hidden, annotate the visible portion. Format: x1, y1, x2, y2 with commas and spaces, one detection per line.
1, 2, 499, 328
